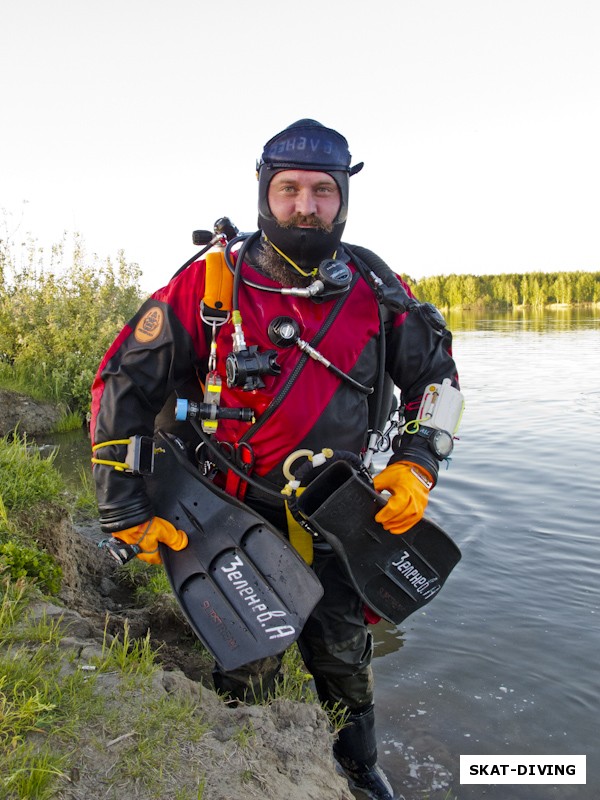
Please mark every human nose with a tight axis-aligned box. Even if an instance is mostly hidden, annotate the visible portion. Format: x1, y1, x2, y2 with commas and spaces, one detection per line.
294, 188, 318, 216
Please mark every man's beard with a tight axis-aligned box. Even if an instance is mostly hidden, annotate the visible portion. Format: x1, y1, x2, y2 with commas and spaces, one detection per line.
255, 241, 311, 288
255, 214, 334, 288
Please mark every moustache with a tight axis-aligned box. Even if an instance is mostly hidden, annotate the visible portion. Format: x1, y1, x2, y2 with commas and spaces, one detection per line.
279, 213, 334, 233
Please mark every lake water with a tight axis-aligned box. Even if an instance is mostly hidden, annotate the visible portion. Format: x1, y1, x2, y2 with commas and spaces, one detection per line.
370, 307, 600, 800
42, 307, 600, 799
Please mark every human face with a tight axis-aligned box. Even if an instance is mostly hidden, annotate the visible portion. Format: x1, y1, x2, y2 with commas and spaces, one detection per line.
267, 170, 341, 228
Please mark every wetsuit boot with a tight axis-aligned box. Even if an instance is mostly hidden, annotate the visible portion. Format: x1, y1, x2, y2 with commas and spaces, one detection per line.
333, 704, 401, 800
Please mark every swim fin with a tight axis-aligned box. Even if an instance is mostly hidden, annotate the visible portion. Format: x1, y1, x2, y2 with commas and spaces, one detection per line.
295, 460, 461, 624
144, 431, 324, 671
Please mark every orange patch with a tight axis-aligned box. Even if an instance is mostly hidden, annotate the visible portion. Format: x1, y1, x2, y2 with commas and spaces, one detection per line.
134, 306, 164, 343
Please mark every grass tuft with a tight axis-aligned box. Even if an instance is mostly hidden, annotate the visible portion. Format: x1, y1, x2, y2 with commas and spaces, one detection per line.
98, 617, 158, 677
0, 434, 65, 514
51, 411, 84, 434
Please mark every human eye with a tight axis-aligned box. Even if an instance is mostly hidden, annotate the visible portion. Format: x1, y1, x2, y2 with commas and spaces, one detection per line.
316, 183, 338, 195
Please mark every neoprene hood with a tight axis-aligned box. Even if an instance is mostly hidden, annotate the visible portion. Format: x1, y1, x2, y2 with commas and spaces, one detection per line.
257, 119, 364, 272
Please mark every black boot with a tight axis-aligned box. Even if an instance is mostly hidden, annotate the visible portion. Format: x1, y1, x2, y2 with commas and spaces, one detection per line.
333, 704, 400, 800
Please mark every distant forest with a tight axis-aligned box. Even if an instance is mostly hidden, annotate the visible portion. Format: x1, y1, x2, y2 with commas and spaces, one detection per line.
407, 270, 600, 309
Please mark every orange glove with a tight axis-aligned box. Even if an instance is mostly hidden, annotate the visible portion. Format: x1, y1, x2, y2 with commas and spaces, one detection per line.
114, 516, 188, 564
372, 461, 433, 535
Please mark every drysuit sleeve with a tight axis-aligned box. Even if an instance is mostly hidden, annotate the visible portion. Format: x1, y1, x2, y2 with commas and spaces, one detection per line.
385, 282, 459, 484
90, 265, 208, 534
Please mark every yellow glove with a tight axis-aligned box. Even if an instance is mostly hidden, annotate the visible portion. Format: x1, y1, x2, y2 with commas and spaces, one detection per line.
372, 461, 433, 535
114, 516, 188, 564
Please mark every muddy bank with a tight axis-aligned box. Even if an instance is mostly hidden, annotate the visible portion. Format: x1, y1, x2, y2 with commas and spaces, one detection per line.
26, 512, 354, 800
0, 388, 62, 437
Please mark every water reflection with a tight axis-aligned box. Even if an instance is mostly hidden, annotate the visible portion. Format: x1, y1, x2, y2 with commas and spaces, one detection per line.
372, 312, 600, 799
34, 427, 91, 490
372, 620, 406, 658
446, 305, 600, 332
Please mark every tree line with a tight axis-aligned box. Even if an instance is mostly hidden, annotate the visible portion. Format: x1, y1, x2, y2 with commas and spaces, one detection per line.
407, 270, 600, 309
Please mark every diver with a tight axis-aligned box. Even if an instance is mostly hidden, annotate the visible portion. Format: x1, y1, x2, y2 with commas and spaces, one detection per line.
90, 119, 461, 800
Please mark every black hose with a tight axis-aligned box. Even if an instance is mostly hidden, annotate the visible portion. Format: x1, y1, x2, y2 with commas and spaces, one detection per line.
189, 418, 284, 501
343, 244, 388, 432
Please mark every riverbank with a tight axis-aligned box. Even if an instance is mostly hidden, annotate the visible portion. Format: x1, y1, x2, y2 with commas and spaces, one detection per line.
0, 388, 63, 438
2, 507, 354, 800
0, 417, 355, 799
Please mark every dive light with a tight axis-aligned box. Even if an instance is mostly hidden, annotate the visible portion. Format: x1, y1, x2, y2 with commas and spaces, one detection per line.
175, 399, 254, 423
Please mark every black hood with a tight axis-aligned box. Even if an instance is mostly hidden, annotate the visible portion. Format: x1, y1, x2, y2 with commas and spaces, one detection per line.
256, 119, 363, 272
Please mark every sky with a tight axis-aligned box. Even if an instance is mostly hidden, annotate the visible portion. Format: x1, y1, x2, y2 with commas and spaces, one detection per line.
1, 0, 599, 290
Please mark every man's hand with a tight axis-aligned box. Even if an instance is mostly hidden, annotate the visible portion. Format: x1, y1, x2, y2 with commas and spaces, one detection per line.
372, 461, 433, 535
114, 516, 188, 564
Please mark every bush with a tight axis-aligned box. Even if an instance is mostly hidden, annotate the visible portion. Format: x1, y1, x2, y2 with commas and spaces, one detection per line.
0, 231, 146, 416
0, 541, 62, 594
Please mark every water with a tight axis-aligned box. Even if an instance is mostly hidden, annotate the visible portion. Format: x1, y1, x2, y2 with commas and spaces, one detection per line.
371, 307, 600, 799
43, 307, 600, 799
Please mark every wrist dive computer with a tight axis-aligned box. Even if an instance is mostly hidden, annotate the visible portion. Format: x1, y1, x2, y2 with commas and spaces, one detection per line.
412, 426, 454, 460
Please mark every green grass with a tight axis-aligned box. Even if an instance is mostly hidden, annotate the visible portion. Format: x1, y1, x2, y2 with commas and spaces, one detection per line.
0, 436, 65, 592
0, 368, 59, 406
271, 644, 317, 703
0, 579, 70, 799
97, 617, 158, 678
71, 464, 98, 517
0, 434, 65, 515
51, 410, 84, 434
0, 577, 212, 799
0, 541, 62, 594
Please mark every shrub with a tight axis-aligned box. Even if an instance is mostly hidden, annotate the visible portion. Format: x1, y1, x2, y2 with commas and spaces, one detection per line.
0, 541, 62, 594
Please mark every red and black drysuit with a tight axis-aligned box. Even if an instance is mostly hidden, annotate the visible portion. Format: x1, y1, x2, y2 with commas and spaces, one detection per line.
91, 245, 459, 706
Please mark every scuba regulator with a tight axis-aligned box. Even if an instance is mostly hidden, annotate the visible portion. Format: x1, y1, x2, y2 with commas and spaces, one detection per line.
224, 255, 353, 391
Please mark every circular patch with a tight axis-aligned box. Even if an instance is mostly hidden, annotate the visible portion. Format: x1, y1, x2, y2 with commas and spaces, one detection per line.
134, 306, 164, 343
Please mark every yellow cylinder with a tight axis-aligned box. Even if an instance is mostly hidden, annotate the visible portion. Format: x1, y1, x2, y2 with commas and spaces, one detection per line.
204, 249, 234, 311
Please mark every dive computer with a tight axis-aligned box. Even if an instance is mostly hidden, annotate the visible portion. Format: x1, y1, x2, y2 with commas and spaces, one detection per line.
413, 426, 454, 460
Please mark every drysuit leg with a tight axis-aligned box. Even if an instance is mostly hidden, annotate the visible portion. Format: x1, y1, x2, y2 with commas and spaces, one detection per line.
297, 545, 398, 800
333, 704, 399, 800
212, 654, 283, 703
297, 544, 374, 709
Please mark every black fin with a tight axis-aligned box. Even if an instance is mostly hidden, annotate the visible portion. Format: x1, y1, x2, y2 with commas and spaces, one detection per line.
144, 431, 323, 671
296, 460, 461, 624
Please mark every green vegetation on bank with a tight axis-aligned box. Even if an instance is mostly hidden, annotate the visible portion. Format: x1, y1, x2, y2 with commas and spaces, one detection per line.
409, 269, 600, 309
0, 435, 64, 592
0, 232, 145, 420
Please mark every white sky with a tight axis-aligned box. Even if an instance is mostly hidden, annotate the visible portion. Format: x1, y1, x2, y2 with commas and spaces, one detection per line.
1, 0, 599, 290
